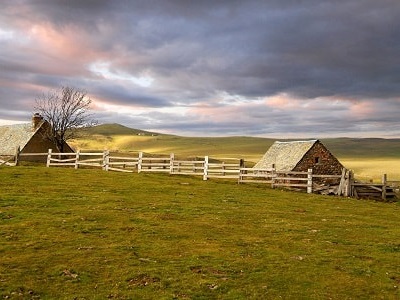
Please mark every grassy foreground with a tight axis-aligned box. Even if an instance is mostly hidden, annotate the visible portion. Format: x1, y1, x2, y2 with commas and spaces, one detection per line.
1, 167, 400, 299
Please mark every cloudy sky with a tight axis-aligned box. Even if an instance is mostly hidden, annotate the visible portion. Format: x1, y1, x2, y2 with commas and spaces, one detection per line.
1, 0, 400, 137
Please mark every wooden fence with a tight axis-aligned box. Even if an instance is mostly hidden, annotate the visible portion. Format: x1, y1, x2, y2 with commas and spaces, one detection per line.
0, 156, 15, 166
6, 149, 399, 201
238, 167, 345, 194
337, 170, 397, 201
40, 150, 242, 179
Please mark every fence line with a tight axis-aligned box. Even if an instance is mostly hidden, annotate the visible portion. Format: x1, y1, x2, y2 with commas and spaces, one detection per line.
5, 149, 398, 201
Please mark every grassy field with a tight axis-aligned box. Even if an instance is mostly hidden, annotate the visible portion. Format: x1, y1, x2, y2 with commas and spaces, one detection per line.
341, 158, 400, 182
1, 166, 400, 299
69, 124, 400, 180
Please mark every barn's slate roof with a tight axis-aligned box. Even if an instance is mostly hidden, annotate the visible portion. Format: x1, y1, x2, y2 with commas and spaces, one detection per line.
0, 122, 42, 155
254, 140, 318, 171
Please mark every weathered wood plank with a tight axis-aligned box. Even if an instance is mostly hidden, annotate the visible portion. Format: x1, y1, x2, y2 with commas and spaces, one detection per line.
274, 177, 308, 181
273, 183, 308, 188
208, 170, 239, 173
312, 174, 342, 178
107, 167, 134, 173
239, 179, 273, 184
19, 153, 49, 156
171, 171, 204, 176
173, 160, 204, 164
206, 175, 240, 179
50, 158, 77, 162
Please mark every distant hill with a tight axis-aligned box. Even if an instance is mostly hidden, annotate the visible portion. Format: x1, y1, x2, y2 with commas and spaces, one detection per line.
322, 138, 400, 158
72, 123, 400, 161
82, 123, 159, 136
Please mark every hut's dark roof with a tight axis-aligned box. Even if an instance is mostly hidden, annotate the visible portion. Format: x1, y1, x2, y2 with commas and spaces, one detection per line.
0, 122, 43, 155
254, 140, 318, 171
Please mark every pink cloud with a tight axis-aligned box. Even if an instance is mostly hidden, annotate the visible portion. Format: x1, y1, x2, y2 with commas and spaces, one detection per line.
348, 100, 375, 118
265, 94, 299, 109
4, 21, 109, 80
30, 24, 85, 58
187, 98, 263, 124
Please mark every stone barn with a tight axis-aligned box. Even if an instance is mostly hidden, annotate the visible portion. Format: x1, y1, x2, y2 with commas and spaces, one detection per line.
254, 140, 344, 176
0, 114, 74, 163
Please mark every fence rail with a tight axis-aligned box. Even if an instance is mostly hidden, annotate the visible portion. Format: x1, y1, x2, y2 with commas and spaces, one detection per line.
171, 157, 205, 176
4, 149, 398, 201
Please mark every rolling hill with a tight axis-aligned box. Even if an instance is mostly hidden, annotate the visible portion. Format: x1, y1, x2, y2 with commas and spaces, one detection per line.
71, 123, 400, 161
81, 123, 158, 136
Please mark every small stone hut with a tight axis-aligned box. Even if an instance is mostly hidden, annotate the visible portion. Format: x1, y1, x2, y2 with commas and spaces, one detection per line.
0, 114, 74, 162
254, 140, 344, 175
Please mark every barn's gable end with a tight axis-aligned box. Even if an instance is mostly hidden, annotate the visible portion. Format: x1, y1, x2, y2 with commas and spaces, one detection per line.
293, 141, 344, 175
22, 123, 67, 154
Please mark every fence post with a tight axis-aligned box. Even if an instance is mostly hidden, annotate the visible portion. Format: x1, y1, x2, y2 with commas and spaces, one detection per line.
307, 168, 313, 193
46, 149, 52, 167
271, 165, 276, 188
382, 174, 387, 201
344, 170, 350, 197
103, 150, 110, 171
138, 152, 143, 173
337, 168, 346, 196
169, 153, 174, 174
350, 171, 355, 197
75, 150, 80, 169
14, 146, 20, 166
203, 156, 209, 180
238, 159, 245, 184
345, 170, 354, 197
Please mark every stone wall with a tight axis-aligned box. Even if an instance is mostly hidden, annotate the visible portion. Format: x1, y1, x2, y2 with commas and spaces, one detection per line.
293, 141, 343, 175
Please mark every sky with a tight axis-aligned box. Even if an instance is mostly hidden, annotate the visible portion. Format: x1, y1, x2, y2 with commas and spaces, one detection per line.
1, 0, 400, 138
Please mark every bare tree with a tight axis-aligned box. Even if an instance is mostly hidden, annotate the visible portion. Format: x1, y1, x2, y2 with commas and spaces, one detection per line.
34, 86, 97, 152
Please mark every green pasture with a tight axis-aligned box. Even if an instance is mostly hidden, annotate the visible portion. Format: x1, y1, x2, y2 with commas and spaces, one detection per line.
1, 167, 400, 299
70, 132, 274, 161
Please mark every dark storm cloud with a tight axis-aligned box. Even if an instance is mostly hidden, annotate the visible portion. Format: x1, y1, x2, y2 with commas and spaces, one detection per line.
91, 82, 170, 108
11, 0, 399, 98
0, 0, 399, 136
